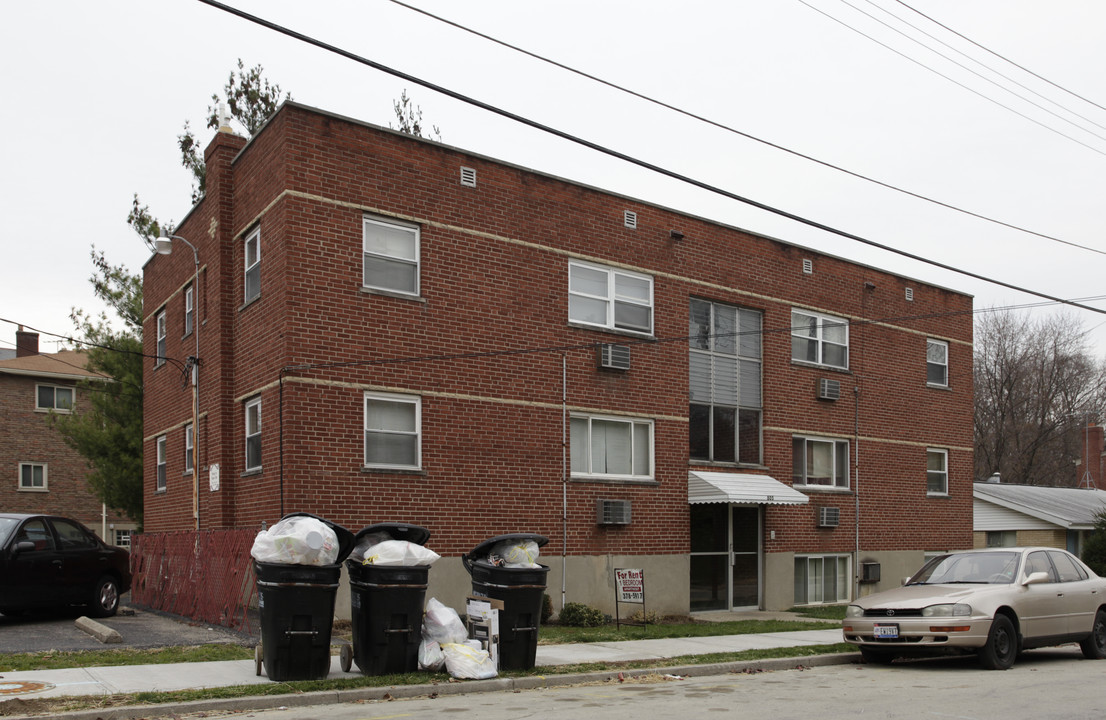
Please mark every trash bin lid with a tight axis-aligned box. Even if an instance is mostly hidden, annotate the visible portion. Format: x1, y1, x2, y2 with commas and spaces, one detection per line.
280, 512, 357, 564
353, 522, 431, 547
466, 533, 549, 563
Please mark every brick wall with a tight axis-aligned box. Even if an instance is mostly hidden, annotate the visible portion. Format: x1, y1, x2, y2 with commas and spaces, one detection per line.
143, 103, 974, 565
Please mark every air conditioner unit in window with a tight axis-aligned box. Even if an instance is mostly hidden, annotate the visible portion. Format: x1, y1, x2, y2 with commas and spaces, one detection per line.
817, 506, 840, 528
817, 378, 841, 401
860, 562, 881, 583
598, 344, 631, 371
597, 499, 632, 525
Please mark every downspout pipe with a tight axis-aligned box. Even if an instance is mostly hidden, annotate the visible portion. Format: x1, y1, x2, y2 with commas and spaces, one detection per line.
562, 354, 568, 613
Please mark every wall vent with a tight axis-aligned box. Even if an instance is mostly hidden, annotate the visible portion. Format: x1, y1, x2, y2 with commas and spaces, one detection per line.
860, 561, 881, 583
818, 506, 841, 528
905, 287, 914, 301
802, 258, 813, 274
597, 499, 632, 525
817, 378, 841, 401
598, 343, 631, 371
460, 167, 477, 187
624, 210, 638, 229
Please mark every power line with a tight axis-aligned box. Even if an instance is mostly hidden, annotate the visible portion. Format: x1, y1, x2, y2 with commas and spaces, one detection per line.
194, 0, 1106, 318
892, 0, 1106, 117
384, 0, 1106, 258
795, 0, 1106, 157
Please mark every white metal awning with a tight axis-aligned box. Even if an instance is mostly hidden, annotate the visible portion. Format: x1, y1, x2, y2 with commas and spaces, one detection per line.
688, 471, 810, 506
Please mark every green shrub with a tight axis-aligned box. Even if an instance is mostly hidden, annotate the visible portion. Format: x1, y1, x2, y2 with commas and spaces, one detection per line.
541, 593, 554, 624
558, 602, 606, 627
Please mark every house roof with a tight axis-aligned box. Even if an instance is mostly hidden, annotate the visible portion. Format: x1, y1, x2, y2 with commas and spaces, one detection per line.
973, 482, 1106, 530
689, 471, 810, 505
0, 349, 107, 382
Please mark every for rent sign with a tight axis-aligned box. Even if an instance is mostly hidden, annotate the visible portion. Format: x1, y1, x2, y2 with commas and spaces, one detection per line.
615, 568, 644, 604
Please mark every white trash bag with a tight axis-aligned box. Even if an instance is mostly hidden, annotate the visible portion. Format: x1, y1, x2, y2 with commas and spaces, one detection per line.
250, 516, 339, 566
441, 642, 497, 680
422, 597, 468, 645
348, 531, 392, 563
487, 539, 541, 568
418, 639, 445, 671
362, 539, 440, 567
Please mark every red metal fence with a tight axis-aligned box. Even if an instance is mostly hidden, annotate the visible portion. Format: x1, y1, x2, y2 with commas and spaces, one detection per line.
131, 529, 257, 633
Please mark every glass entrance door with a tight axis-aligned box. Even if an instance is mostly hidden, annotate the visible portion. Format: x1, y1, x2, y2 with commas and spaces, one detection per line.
689, 504, 761, 611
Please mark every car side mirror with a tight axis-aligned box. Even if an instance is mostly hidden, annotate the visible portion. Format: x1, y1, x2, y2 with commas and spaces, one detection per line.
1023, 571, 1051, 586
901, 576, 912, 586
12, 540, 35, 555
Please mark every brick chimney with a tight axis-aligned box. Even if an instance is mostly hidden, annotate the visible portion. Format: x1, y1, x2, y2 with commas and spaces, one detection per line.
15, 326, 39, 357
1078, 423, 1103, 489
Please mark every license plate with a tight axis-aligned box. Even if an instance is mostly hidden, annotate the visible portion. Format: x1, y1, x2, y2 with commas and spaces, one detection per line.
873, 624, 899, 639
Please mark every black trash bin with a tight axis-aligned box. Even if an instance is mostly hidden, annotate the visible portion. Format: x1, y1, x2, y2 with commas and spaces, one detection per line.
343, 523, 432, 675
254, 513, 354, 682
463, 533, 549, 671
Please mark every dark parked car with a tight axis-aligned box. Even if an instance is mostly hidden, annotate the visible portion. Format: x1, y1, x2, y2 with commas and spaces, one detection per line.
0, 513, 132, 618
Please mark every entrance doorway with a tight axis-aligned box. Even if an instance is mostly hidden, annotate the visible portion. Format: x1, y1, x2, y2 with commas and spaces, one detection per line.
689, 504, 761, 611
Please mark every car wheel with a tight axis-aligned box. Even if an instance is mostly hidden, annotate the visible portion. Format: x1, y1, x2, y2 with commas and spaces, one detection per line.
1079, 609, 1106, 660
88, 576, 120, 618
859, 646, 895, 665
978, 614, 1017, 670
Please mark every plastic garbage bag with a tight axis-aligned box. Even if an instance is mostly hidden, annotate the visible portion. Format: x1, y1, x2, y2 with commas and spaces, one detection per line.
348, 531, 392, 562
250, 516, 339, 565
362, 539, 440, 567
422, 597, 468, 645
418, 639, 445, 671
488, 539, 541, 568
441, 642, 497, 680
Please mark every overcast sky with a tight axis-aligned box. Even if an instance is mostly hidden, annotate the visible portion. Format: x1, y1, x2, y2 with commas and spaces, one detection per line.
2, 0, 1104, 357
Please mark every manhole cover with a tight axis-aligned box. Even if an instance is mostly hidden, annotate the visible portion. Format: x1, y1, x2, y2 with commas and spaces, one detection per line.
0, 681, 55, 695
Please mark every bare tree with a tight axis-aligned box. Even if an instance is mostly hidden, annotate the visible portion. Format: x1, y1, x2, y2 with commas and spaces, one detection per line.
974, 309, 1106, 486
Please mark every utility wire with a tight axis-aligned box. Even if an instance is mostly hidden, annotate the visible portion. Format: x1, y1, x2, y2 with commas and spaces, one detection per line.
195, 0, 1106, 317
383, 0, 1105, 257
846, 0, 1106, 139
892, 0, 1106, 117
795, 0, 1106, 157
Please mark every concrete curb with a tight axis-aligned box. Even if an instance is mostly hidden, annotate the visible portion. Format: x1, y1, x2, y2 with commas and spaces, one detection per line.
6, 652, 860, 720
73, 617, 122, 644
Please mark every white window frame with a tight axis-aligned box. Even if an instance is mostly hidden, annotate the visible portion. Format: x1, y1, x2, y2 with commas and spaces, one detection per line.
363, 216, 420, 296
570, 414, 654, 480
156, 435, 167, 491
115, 529, 132, 548
245, 398, 262, 472
244, 227, 261, 303
364, 392, 422, 470
156, 310, 167, 366
794, 554, 851, 605
927, 448, 949, 496
18, 462, 47, 491
184, 423, 193, 474
927, 338, 948, 387
791, 309, 848, 369
184, 285, 194, 336
793, 436, 850, 490
568, 260, 654, 334
35, 384, 74, 413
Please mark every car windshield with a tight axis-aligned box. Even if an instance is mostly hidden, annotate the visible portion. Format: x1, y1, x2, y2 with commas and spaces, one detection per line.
0, 517, 18, 546
908, 551, 1020, 584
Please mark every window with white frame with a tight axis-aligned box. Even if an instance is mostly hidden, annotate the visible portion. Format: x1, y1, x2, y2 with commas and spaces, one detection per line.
115, 529, 132, 548
156, 435, 167, 491
927, 338, 948, 387
19, 463, 47, 491
184, 284, 194, 336
184, 423, 193, 474
791, 309, 848, 368
792, 436, 849, 489
927, 448, 948, 495
568, 261, 653, 334
570, 415, 653, 479
244, 227, 261, 303
245, 398, 262, 471
689, 299, 762, 464
156, 310, 167, 366
364, 393, 421, 469
36, 384, 74, 412
794, 554, 850, 605
363, 216, 420, 295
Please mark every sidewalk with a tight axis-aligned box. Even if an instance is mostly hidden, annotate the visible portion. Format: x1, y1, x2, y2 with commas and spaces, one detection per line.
0, 628, 844, 703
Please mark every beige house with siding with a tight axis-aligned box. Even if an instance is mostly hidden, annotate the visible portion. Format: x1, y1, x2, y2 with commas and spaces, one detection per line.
973, 481, 1106, 556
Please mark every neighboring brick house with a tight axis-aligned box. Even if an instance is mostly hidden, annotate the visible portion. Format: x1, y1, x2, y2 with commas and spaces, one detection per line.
0, 328, 134, 545
142, 102, 974, 614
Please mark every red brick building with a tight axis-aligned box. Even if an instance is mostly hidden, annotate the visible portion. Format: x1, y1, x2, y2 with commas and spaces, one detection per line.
0, 328, 134, 545
142, 102, 973, 614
